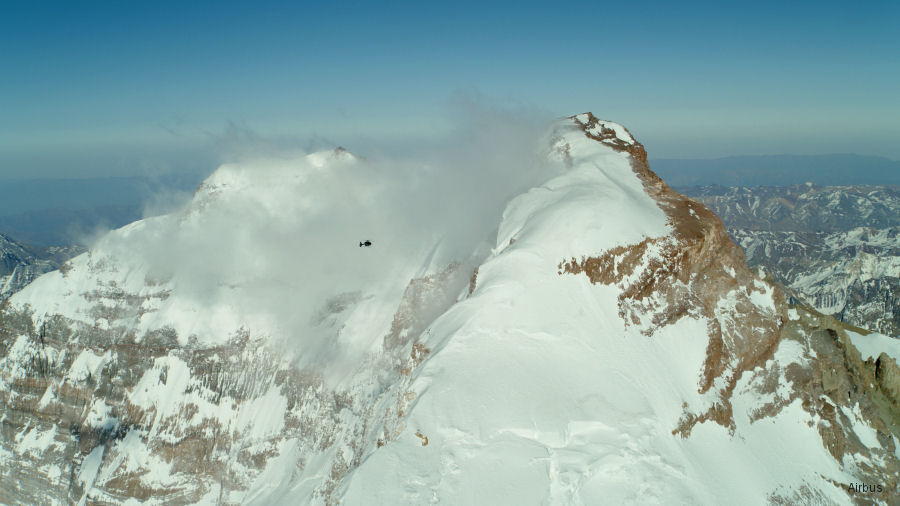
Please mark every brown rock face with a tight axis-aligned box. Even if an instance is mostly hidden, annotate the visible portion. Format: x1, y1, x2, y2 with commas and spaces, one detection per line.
560, 113, 784, 434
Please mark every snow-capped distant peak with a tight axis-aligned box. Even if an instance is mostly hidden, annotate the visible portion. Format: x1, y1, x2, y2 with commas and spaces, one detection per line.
306, 146, 357, 167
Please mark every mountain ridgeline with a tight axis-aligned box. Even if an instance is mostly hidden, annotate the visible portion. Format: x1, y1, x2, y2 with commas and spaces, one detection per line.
1, 115, 900, 504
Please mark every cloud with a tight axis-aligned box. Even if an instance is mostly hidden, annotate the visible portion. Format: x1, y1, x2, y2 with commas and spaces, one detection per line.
93, 95, 558, 378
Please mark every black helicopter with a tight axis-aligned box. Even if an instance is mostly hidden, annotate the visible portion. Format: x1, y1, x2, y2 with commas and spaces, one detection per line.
359, 240, 372, 247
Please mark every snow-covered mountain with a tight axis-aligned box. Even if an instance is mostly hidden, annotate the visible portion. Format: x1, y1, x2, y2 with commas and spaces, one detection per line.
2, 114, 900, 505
685, 185, 900, 337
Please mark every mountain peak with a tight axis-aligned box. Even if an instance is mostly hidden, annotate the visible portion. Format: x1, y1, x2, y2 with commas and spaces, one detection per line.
571, 112, 636, 146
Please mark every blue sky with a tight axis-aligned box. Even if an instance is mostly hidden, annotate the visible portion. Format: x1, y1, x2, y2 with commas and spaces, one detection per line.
1, 1, 898, 178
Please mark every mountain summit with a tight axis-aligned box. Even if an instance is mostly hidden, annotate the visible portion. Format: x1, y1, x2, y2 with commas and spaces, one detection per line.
2, 114, 899, 504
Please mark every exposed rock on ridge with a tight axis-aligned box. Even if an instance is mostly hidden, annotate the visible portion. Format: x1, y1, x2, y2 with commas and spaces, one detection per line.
560, 112, 782, 434
559, 113, 900, 503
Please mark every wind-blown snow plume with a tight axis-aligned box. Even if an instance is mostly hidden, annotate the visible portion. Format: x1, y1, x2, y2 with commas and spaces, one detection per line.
16, 103, 556, 376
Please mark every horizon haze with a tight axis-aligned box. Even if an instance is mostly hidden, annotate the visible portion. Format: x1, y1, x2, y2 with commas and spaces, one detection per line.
2, 1, 899, 180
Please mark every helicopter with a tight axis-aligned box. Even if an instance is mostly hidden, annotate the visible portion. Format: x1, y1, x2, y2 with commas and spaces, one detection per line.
359, 240, 372, 247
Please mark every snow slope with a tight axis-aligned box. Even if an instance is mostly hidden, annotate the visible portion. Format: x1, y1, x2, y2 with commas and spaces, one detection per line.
340, 120, 855, 505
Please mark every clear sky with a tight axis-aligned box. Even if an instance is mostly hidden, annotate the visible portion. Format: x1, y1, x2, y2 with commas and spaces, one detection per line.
1, 0, 898, 179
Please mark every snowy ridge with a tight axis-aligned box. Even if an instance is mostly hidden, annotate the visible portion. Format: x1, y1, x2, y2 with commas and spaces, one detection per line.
341, 118, 876, 504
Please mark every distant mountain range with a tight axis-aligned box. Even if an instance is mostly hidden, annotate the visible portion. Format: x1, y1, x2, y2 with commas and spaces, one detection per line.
684, 184, 900, 337
0, 232, 83, 301
652, 153, 900, 187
